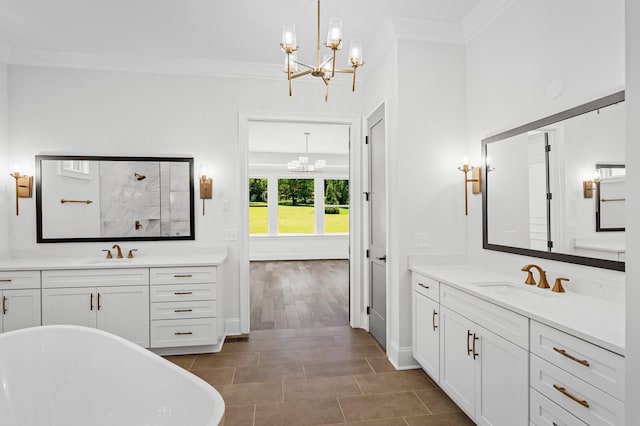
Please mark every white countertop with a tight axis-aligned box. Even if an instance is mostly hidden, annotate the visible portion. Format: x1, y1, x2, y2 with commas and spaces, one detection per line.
0, 253, 227, 271
409, 264, 625, 356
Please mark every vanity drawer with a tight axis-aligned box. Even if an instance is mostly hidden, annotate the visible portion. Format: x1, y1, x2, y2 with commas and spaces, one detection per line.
530, 354, 624, 426
412, 273, 439, 302
150, 318, 218, 348
0, 270, 41, 290
150, 267, 216, 285
42, 268, 149, 288
440, 283, 529, 349
530, 388, 587, 426
530, 321, 624, 401
150, 283, 216, 302
151, 300, 217, 320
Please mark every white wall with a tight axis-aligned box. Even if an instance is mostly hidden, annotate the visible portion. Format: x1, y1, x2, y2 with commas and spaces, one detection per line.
625, 0, 640, 419
6, 64, 361, 332
466, 0, 625, 295
0, 61, 8, 257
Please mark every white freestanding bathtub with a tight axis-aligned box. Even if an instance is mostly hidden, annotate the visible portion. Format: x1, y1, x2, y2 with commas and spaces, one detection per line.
0, 325, 225, 426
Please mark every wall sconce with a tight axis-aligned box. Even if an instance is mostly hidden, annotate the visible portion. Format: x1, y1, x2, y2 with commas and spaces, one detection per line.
199, 165, 213, 215
457, 157, 482, 216
583, 171, 601, 198
9, 166, 33, 216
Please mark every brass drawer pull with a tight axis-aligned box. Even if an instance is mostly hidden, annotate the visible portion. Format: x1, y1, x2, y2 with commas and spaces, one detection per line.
2, 296, 7, 315
175, 309, 193, 313
467, 330, 473, 356
0, 279, 12, 282
174, 331, 193, 335
174, 274, 193, 278
174, 291, 193, 295
553, 384, 590, 408
472, 334, 479, 360
553, 347, 590, 367
432, 309, 438, 331
418, 282, 429, 289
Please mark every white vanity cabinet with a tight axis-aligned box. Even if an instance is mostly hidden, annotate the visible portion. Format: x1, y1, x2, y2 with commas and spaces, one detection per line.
412, 273, 440, 382
439, 284, 529, 426
41, 268, 150, 347
529, 320, 625, 425
0, 271, 41, 332
149, 266, 219, 348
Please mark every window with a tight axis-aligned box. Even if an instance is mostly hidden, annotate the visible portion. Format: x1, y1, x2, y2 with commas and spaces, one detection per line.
249, 178, 268, 235
324, 179, 349, 233
278, 178, 314, 234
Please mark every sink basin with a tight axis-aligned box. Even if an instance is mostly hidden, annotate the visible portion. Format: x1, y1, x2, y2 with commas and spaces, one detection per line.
470, 281, 552, 298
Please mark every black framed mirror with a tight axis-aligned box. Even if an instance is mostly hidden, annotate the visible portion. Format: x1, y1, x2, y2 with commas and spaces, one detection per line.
482, 91, 625, 271
36, 155, 195, 243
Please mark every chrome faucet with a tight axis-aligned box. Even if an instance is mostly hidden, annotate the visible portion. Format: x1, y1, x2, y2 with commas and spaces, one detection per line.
112, 244, 124, 259
521, 264, 550, 289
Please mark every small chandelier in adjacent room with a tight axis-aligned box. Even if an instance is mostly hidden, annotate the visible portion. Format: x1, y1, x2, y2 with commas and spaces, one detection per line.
280, 0, 364, 101
288, 132, 326, 172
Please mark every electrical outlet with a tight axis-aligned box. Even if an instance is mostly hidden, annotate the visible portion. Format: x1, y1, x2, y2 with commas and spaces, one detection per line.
222, 228, 237, 241
415, 232, 429, 247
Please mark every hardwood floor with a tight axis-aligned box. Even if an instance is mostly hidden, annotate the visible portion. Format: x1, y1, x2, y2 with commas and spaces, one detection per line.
250, 260, 349, 330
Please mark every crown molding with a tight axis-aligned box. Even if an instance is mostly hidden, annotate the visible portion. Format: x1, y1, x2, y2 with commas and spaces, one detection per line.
462, 0, 516, 43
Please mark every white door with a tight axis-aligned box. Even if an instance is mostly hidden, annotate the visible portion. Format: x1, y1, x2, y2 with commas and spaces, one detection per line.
367, 104, 386, 349
439, 306, 476, 417
1, 289, 41, 332
97, 285, 150, 347
475, 326, 529, 426
42, 287, 97, 328
413, 291, 439, 382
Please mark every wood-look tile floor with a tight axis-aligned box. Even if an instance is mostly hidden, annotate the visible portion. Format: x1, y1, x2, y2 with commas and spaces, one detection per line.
250, 260, 350, 330
165, 326, 473, 425
164, 260, 472, 425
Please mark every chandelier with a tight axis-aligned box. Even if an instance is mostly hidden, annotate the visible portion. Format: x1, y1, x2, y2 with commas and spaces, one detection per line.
288, 132, 326, 172
280, 0, 364, 102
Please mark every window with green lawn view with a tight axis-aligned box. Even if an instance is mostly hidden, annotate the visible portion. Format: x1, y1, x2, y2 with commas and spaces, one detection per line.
324, 179, 349, 233
249, 178, 268, 234
278, 178, 315, 234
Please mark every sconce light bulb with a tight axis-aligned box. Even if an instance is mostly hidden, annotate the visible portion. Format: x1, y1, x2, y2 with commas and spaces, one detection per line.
200, 165, 209, 179
11, 164, 20, 175
462, 156, 469, 167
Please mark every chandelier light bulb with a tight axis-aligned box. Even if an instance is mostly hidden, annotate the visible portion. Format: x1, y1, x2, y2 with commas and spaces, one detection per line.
281, 23, 297, 51
284, 51, 299, 73
348, 40, 363, 66
326, 17, 343, 49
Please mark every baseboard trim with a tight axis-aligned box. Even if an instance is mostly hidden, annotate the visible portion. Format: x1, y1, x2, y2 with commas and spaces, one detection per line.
387, 341, 420, 370
250, 252, 348, 261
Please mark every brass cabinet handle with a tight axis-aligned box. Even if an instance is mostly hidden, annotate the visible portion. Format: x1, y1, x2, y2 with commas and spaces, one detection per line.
174, 291, 193, 295
174, 309, 193, 313
467, 330, 473, 356
97, 293, 102, 311
418, 282, 429, 289
173, 274, 193, 278
432, 309, 438, 331
472, 334, 479, 359
553, 347, 590, 367
553, 384, 590, 408
2, 296, 7, 315
174, 331, 193, 335
90, 293, 94, 311
0, 279, 12, 282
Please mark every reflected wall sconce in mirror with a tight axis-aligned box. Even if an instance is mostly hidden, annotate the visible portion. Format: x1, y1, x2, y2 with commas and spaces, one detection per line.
457, 157, 482, 216
199, 165, 213, 215
9, 165, 33, 216
582, 171, 600, 198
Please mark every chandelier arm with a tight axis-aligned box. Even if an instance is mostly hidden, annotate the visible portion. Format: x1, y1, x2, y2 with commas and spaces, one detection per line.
331, 48, 337, 77
316, 0, 321, 69
293, 60, 314, 70
331, 68, 356, 74
352, 66, 357, 92
323, 76, 330, 102
289, 69, 314, 80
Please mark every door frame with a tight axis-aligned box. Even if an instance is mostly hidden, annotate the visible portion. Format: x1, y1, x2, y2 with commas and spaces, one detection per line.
238, 111, 364, 333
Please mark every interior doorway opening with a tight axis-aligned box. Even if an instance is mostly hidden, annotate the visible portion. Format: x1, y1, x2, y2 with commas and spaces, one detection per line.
244, 119, 356, 331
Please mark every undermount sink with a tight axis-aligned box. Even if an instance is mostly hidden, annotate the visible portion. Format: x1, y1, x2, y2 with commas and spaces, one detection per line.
470, 281, 553, 298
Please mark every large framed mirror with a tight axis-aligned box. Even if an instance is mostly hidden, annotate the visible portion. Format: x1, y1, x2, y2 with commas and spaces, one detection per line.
482, 91, 625, 271
36, 155, 195, 243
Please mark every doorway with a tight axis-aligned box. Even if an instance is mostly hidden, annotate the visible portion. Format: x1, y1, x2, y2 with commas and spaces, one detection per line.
241, 118, 361, 332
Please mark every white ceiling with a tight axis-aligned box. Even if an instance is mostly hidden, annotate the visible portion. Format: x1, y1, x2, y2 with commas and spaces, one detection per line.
0, 0, 481, 66
248, 121, 350, 155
